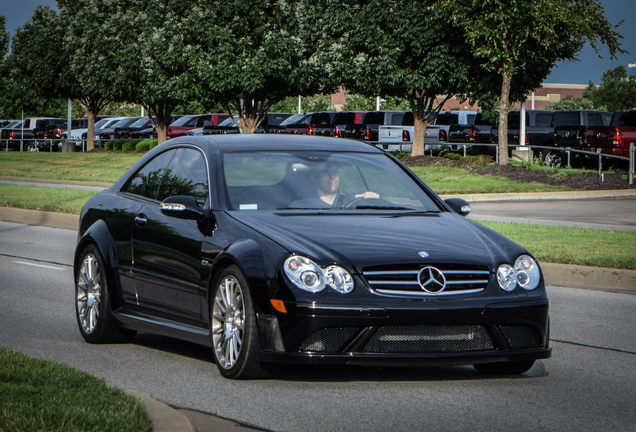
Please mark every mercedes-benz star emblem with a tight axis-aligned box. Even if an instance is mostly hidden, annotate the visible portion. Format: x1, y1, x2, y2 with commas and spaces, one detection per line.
417, 267, 446, 294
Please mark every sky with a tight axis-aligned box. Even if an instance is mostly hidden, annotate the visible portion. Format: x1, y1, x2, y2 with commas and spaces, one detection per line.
1, 0, 634, 85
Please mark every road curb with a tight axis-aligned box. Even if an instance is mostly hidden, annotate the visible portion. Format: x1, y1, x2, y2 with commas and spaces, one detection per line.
124, 389, 195, 432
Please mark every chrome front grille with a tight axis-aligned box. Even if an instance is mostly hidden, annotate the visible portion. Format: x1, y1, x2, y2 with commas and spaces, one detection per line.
363, 265, 490, 297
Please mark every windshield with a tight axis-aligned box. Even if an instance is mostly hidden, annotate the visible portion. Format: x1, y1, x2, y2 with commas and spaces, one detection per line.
219, 116, 239, 127
170, 115, 199, 127
130, 117, 152, 128
223, 151, 440, 212
279, 113, 307, 126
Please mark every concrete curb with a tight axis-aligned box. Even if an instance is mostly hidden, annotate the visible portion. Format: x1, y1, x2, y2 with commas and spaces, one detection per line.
124, 389, 195, 432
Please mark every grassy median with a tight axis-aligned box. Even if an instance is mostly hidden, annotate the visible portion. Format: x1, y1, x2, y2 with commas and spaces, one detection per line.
0, 347, 152, 432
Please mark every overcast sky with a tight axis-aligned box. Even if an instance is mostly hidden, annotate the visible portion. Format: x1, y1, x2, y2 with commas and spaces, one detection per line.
1, 0, 634, 85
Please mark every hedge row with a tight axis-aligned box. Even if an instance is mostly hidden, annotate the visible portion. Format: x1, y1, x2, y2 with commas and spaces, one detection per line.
103, 139, 159, 152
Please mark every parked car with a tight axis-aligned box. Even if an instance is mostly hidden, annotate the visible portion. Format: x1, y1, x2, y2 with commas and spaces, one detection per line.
344, 111, 406, 143
423, 110, 477, 155
158, 113, 231, 139
448, 111, 497, 153
0, 117, 64, 151
488, 110, 555, 158
586, 109, 636, 163
74, 134, 551, 379
545, 109, 612, 167
98, 117, 142, 143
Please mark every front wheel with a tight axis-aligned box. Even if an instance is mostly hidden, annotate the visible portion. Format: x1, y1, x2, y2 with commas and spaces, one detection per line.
75, 244, 135, 343
211, 266, 271, 379
473, 360, 535, 375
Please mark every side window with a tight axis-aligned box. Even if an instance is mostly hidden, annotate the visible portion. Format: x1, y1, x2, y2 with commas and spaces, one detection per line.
122, 150, 177, 199
156, 148, 209, 208
587, 113, 604, 126
197, 116, 211, 127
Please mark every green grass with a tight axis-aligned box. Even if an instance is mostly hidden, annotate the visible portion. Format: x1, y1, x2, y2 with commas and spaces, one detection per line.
478, 221, 636, 270
0, 152, 142, 184
0, 347, 152, 432
0, 184, 99, 214
410, 165, 573, 194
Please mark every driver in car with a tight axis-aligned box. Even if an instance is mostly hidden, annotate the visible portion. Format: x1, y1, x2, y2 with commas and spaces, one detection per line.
291, 162, 379, 208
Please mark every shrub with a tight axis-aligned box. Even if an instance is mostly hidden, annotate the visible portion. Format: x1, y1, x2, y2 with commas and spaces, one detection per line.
122, 141, 136, 153
112, 139, 126, 151
104, 141, 113, 151
136, 139, 158, 153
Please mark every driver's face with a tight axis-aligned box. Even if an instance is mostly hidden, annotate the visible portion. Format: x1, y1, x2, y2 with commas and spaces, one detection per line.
315, 166, 340, 195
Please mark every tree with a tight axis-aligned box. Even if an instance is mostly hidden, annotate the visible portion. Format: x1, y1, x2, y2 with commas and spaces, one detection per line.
441, 0, 625, 165
330, 0, 480, 156
57, 0, 143, 150
587, 66, 636, 111
190, 0, 338, 133
121, 0, 200, 143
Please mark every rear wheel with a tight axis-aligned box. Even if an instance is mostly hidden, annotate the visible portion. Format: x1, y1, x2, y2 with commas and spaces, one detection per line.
541, 151, 561, 168
211, 266, 270, 379
75, 244, 135, 343
474, 360, 535, 375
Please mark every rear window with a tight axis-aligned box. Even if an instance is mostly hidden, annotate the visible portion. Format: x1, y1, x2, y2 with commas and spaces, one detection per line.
552, 112, 580, 127
612, 111, 636, 127
435, 113, 459, 125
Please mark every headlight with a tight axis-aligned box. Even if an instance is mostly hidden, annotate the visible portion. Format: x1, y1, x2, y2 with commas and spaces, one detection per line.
284, 256, 354, 294
497, 255, 541, 292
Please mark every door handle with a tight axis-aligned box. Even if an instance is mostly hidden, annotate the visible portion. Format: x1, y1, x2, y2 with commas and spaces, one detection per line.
135, 214, 147, 227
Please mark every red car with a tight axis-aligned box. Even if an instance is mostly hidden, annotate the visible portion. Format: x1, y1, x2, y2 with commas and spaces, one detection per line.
155, 113, 231, 139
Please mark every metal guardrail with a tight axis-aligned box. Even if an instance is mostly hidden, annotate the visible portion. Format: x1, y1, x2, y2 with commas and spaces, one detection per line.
445, 143, 633, 185
1, 137, 87, 153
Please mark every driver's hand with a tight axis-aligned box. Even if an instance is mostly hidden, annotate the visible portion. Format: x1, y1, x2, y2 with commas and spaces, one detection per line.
354, 191, 380, 199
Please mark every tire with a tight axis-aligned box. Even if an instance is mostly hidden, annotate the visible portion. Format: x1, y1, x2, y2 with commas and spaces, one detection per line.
75, 244, 135, 343
541, 151, 561, 168
473, 360, 535, 375
211, 265, 270, 379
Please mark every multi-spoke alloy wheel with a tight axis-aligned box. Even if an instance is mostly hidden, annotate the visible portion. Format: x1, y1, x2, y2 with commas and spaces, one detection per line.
210, 266, 270, 379
77, 251, 102, 335
74, 245, 135, 343
212, 274, 246, 369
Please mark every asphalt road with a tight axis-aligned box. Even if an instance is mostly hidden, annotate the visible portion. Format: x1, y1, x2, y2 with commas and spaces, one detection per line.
1, 221, 635, 431
468, 196, 636, 231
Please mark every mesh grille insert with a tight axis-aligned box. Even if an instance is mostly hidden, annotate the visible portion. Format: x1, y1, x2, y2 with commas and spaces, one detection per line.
499, 325, 542, 349
299, 327, 359, 352
364, 325, 494, 353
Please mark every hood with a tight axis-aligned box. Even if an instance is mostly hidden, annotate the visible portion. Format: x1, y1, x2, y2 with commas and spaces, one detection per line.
228, 211, 526, 272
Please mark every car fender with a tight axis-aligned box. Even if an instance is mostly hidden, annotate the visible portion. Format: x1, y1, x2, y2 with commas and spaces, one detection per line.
75, 219, 125, 308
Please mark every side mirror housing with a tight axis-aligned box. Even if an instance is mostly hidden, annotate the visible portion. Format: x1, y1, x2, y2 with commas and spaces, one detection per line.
160, 196, 204, 220
444, 198, 471, 217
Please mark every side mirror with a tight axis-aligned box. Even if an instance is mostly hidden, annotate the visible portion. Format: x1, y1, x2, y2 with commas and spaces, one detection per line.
444, 198, 471, 217
160, 196, 204, 220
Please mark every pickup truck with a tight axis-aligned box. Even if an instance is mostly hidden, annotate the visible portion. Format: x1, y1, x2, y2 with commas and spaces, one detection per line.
283, 112, 339, 135
376, 111, 414, 153
155, 113, 231, 139
448, 111, 496, 154
585, 109, 636, 160
0, 117, 64, 151
425, 110, 477, 155
488, 110, 555, 156
543, 109, 612, 167
344, 111, 406, 143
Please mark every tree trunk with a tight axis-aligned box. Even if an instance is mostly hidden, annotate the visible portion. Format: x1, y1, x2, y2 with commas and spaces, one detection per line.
86, 108, 97, 151
498, 72, 512, 165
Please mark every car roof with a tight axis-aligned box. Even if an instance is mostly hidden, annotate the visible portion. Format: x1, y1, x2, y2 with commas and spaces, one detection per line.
161, 134, 385, 154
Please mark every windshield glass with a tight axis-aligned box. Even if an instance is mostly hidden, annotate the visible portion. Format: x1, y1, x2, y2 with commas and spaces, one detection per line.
170, 115, 198, 127
219, 116, 239, 127
279, 113, 306, 126
130, 117, 152, 127
223, 151, 440, 212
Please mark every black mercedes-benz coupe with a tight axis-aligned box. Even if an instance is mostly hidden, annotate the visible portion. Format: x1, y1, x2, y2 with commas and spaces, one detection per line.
74, 134, 551, 379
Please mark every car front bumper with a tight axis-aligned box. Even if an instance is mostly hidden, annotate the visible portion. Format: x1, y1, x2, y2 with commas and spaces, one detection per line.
256, 299, 551, 366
